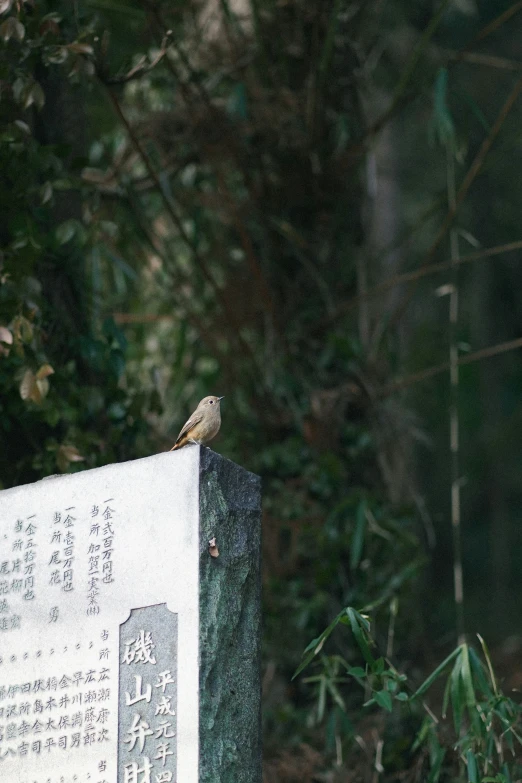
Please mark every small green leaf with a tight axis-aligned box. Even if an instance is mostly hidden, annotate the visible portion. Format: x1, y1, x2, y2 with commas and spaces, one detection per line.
24, 82, 45, 110
107, 402, 126, 420
12, 76, 25, 103
13, 315, 33, 344
14, 119, 30, 135
374, 690, 392, 712
36, 363, 54, 381
56, 220, 77, 244
227, 82, 248, 119
41, 181, 53, 205
45, 46, 68, 65
19, 369, 35, 401
0, 16, 25, 42
59, 445, 85, 463
67, 42, 93, 55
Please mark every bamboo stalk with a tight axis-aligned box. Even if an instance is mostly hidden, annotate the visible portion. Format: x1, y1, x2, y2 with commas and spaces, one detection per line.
446, 148, 465, 645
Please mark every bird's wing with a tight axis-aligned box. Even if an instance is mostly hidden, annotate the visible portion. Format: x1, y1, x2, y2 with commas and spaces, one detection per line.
175, 411, 203, 443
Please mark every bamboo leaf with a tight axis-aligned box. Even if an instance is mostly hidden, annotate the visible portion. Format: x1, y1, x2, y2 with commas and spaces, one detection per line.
411, 646, 461, 699
431, 67, 455, 150
460, 644, 481, 734
466, 749, 478, 783
362, 557, 426, 612
346, 607, 374, 666
450, 653, 463, 735
477, 633, 498, 696
325, 678, 346, 712
468, 645, 491, 697
427, 738, 446, 783
350, 499, 367, 570
411, 715, 431, 753
293, 611, 344, 679
442, 669, 451, 718
460, 645, 476, 709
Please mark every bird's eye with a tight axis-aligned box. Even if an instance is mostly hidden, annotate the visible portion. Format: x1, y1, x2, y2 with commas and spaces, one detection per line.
209, 400, 214, 404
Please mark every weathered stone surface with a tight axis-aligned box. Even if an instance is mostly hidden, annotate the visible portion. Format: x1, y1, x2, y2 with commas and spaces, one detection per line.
0, 446, 262, 783
198, 448, 262, 783
0, 449, 201, 782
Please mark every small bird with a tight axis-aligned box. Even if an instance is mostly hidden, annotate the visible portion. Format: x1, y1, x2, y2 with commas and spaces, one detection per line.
170, 395, 224, 451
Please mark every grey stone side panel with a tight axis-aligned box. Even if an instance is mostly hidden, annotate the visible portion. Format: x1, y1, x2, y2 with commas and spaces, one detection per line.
118, 604, 178, 783
198, 448, 262, 783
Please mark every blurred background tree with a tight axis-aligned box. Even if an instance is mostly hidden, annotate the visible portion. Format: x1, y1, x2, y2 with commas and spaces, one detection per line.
1, 0, 522, 779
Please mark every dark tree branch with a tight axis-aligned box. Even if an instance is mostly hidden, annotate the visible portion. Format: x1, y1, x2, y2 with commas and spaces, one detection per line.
380, 336, 522, 397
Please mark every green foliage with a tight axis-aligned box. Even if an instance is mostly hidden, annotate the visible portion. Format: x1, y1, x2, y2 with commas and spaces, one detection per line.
0, 0, 158, 486
296, 609, 522, 781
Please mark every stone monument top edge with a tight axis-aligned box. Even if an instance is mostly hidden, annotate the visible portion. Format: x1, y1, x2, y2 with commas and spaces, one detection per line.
0, 445, 258, 499
0, 445, 197, 499
199, 444, 260, 485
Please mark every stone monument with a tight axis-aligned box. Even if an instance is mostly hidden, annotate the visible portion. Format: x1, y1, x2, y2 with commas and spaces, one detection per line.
0, 447, 262, 783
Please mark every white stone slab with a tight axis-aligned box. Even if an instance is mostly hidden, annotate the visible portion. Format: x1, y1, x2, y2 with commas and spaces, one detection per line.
0, 449, 200, 783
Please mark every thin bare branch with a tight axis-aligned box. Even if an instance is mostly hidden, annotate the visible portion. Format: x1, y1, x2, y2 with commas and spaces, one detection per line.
322, 240, 522, 329
113, 313, 174, 324
459, 1, 522, 53
380, 336, 522, 397
445, 50, 522, 72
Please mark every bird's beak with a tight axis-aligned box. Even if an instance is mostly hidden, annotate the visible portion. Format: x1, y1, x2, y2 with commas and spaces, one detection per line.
218, 396, 225, 401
